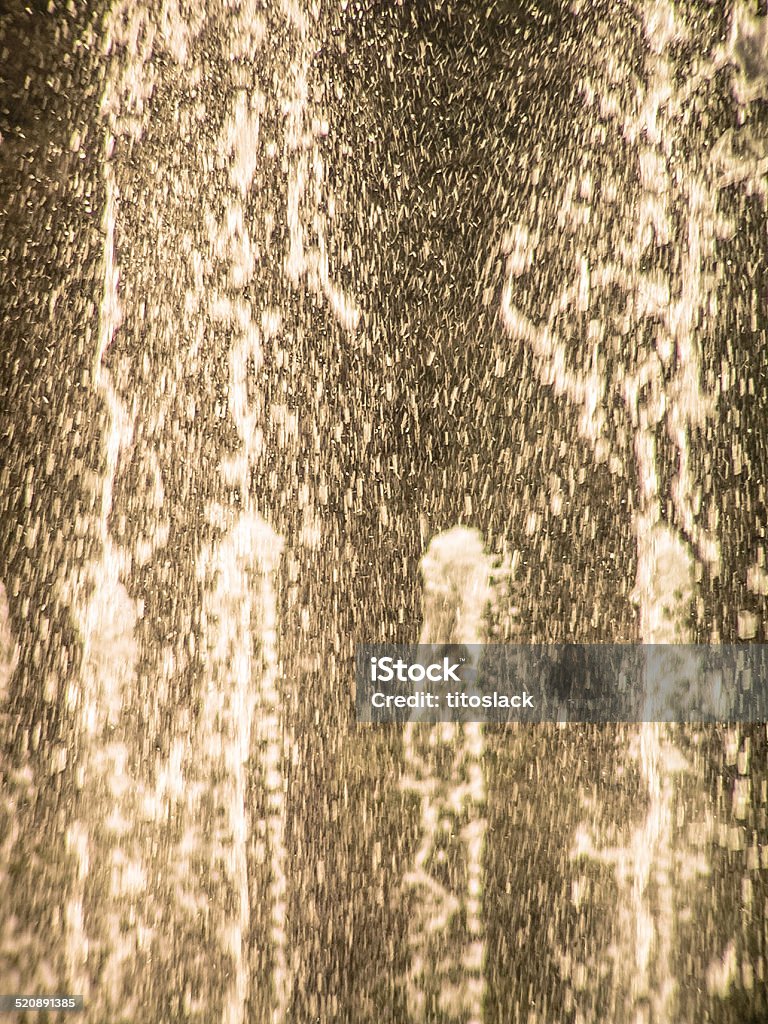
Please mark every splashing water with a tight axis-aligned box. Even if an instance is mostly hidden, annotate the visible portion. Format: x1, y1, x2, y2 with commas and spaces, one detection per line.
1, 1, 767, 1020
499, 3, 767, 1020
32, 0, 359, 1017
56, 0, 365, 1016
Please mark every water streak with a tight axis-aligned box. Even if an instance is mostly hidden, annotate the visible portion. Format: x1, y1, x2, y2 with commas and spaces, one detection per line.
402, 528, 493, 1023
0, 582, 23, 990
282, 2, 361, 332
194, 515, 284, 1024
60, 44, 141, 1006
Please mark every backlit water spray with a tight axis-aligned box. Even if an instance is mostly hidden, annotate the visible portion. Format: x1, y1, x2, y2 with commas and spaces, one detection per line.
23, 0, 355, 1018
63, 0, 364, 1017
501, 2, 766, 1020
1, 1, 767, 1021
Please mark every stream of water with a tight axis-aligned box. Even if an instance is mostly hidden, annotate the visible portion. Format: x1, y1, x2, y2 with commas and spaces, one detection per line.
1, 1, 767, 1021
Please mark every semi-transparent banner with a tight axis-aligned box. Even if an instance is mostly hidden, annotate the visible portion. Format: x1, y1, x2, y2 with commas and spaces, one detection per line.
355, 645, 768, 723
